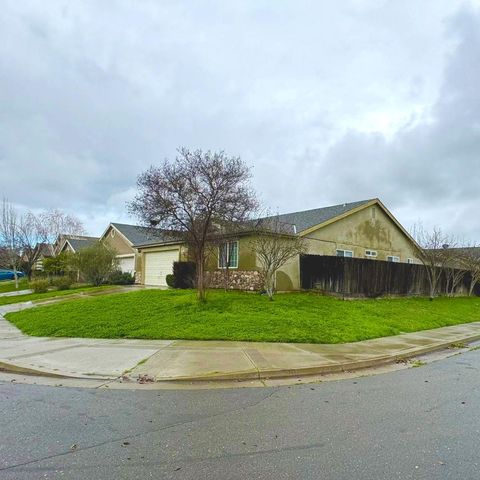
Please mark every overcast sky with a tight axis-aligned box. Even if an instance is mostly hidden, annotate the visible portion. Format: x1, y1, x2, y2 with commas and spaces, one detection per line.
1, 0, 479, 239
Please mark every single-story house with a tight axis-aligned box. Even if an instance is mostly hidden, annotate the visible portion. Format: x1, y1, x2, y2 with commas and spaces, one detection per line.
32, 243, 55, 271
133, 198, 422, 290
100, 223, 170, 283
58, 235, 99, 254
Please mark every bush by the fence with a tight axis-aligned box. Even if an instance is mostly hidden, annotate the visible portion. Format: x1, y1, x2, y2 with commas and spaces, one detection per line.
51, 276, 73, 291
107, 271, 135, 285
172, 261, 196, 289
29, 279, 50, 294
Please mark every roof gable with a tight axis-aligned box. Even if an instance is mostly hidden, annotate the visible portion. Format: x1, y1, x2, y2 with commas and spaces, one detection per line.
59, 235, 99, 253
261, 199, 375, 234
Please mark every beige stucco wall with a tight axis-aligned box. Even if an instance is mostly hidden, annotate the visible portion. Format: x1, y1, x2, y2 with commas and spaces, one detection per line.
101, 226, 143, 273
302, 205, 420, 262
275, 205, 421, 290
102, 226, 134, 255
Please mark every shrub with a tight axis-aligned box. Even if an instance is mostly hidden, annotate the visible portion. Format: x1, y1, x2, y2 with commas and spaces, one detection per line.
108, 270, 135, 285
165, 274, 175, 288
43, 252, 74, 277
172, 261, 196, 289
29, 279, 50, 293
51, 276, 73, 290
73, 243, 118, 286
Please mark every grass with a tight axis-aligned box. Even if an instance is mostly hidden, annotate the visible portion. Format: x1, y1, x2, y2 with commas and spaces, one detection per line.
5, 289, 480, 344
0, 285, 115, 306
0, 278, 29, 294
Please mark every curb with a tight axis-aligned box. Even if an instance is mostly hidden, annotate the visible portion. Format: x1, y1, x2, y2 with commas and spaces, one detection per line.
0, 360, 116, 381
146, 332, 480, 383
1, 332, 480, 384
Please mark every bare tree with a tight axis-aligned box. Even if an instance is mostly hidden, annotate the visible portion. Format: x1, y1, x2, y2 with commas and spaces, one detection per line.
17, 212, 46, 280
413, 225, 458, 299
0, 200, 86, 282
250, 215, 306, 300
129, 148, 258, 302
444, 254, 467, 297
459, 246, 480, 296
0, 199, 22, 288
39, 209, 86, 245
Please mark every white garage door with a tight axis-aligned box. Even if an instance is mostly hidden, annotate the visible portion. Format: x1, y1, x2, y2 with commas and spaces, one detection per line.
118, 256, 135, 274
144, 250, 179, 286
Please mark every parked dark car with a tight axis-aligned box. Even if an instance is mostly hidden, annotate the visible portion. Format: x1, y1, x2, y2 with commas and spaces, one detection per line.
0, 270, 26, 281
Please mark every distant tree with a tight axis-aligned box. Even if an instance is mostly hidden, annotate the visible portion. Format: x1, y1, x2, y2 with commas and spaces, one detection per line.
39, 209, 85, 244
0, 199, 22, 288
73, 243, 118, 286
129, 148, 258, 302
444, 254, 467, 296
0, 247, 10, 269
413, 225, 458, 299
43, 252, 73, 277
17, 212, 45, 280
250, 215, 306, 300
459, 246, 480, 296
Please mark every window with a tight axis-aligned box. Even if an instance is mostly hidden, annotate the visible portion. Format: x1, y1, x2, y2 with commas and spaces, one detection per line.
111, 229, 116, 238
336, 249, 353, 258
407, 258, 414, 264
218, 241, 239, 268
365, 249, 377, 258
387, 255, 400, 263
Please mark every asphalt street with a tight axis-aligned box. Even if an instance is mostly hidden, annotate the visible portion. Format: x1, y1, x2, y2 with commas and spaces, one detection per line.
1, 348, 479, 480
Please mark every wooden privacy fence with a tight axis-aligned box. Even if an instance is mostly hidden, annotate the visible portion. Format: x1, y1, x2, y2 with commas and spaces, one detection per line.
299, 255, 479, 297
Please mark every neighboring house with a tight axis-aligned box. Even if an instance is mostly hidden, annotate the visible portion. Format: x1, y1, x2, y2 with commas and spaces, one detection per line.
32, 243, 55, 271
100, 223, 169, 283
134, 198, 421, 290
58, 235, 99, 254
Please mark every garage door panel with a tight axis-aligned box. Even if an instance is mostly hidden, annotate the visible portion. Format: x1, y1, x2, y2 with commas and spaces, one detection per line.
118, 256, 135, 274
144, 250, 179, 286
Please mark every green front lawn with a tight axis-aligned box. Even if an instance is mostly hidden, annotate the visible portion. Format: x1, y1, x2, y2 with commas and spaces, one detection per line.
0, 285, 115, 306
0, 278, 29, 294
5, 290, 480, 344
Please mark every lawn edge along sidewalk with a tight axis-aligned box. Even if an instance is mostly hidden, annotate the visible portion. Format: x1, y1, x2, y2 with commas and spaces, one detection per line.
1, 299, 480, 383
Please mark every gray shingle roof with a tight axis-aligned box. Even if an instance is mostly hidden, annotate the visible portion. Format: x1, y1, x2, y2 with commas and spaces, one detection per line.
67, 236, 99, 252
111, 223, 179, 247
259, 199, 375, 233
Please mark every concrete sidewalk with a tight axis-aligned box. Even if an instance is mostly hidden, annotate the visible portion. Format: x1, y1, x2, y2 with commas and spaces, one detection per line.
2, 301, 480, 383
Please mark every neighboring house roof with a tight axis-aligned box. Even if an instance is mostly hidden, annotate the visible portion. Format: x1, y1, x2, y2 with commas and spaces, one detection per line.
61, 236, 99, 253
99, 222, 178, 248
34, 243, 55, 259
259, 199, 375, 234
109, 223, 162, 246
427, 246, 480, 257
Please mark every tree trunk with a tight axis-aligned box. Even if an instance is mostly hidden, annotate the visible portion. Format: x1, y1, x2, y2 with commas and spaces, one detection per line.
426, 270, 435, 300
13, 265, 18, 289
265, 270, 275, 301
470, 278, 476, 297
196, 253, 206, 303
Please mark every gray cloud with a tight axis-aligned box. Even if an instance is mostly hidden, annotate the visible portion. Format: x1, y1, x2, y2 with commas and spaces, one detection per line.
317, 5, 480, 239
0, 0, 479, 239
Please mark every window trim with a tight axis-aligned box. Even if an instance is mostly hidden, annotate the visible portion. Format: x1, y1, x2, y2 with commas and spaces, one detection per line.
218, 241, 239, 269
336, 249, 354, 258
387, 255, 400, 263
407, 258, 414, 264
365, 249, 378, 258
